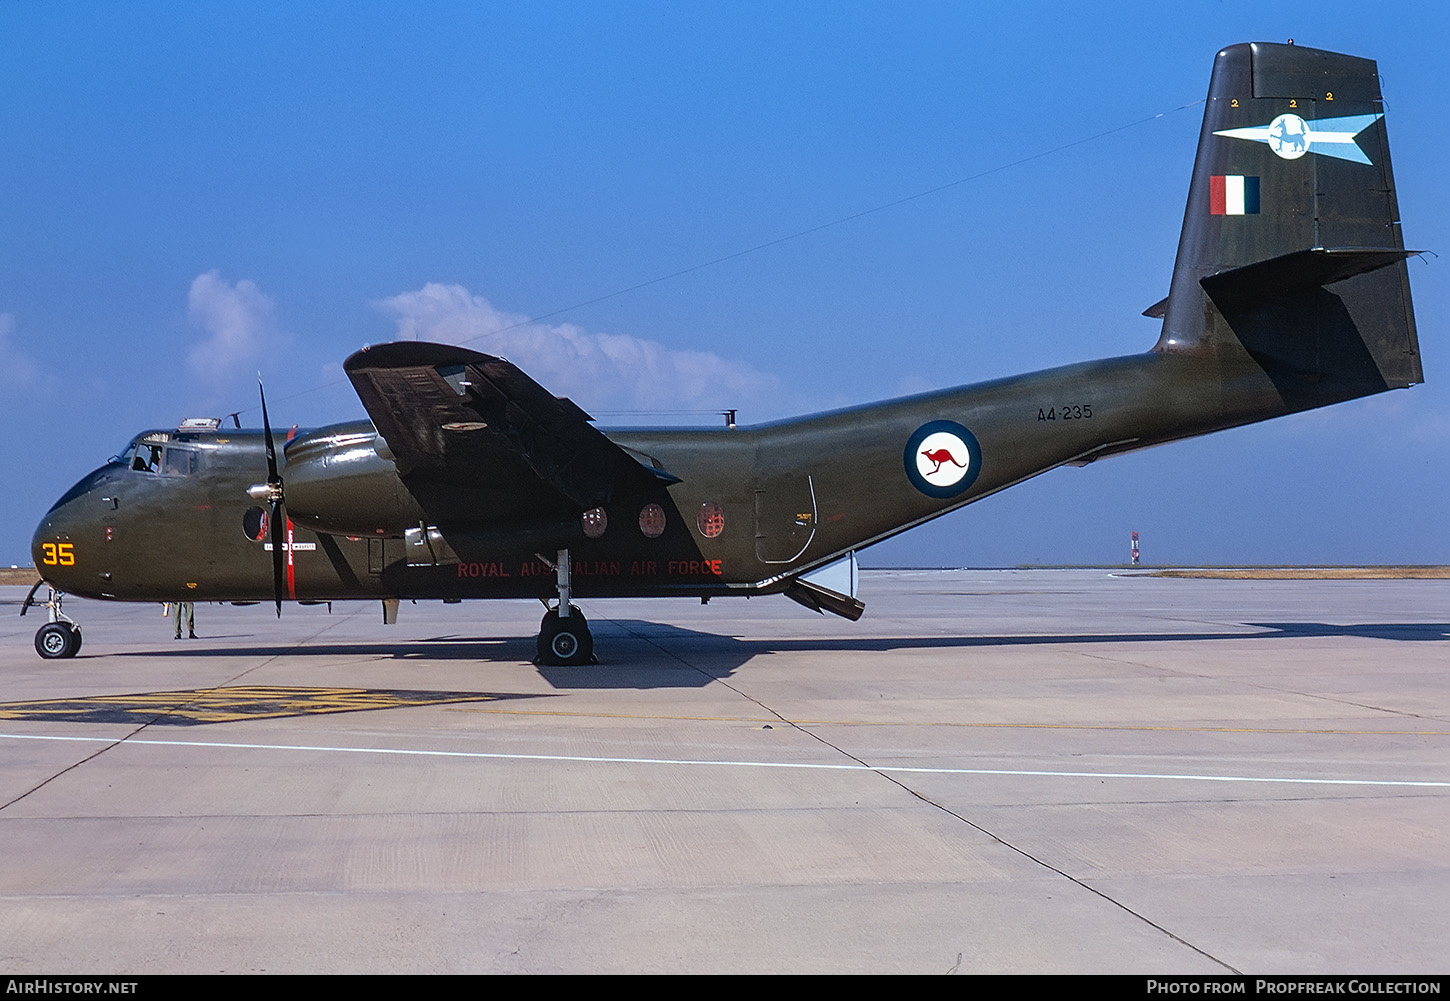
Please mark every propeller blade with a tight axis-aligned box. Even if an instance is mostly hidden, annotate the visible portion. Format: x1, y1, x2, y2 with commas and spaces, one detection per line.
259, 378, 285, 617
259, 378, 280, 488
270, 502, 286, 618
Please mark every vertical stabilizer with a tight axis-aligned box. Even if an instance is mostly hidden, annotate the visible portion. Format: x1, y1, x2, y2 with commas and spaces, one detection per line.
1156, 43, 1421, 409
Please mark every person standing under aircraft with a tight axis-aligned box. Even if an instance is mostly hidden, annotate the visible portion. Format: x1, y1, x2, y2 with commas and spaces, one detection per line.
172, 601, 196, 640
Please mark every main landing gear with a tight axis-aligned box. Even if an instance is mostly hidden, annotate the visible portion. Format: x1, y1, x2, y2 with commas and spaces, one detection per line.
23, 584, 82, 660
537, 604, 594, 666
533, 548, 596, 666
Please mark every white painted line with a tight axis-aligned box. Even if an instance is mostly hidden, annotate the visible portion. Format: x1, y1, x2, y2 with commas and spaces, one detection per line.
3, 731, 1448, 789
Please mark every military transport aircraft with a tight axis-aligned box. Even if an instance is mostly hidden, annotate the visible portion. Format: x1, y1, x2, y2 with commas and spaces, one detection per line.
25, 42, 1422, 665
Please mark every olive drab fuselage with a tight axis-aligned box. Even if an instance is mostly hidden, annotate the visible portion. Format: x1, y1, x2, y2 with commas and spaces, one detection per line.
29, 345, 1391, 608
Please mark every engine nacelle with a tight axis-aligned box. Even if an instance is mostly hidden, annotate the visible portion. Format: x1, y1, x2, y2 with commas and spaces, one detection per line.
283, 425, 423, 537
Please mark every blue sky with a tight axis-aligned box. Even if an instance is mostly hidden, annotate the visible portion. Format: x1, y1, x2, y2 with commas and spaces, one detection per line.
1, 1, 1445, 567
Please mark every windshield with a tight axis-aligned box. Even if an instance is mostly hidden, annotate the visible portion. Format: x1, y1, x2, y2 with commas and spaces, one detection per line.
119, 439, 163, 473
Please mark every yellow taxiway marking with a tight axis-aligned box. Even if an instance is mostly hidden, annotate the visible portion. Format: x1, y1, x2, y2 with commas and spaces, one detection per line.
2, 688, 1440, 737
445, 706, 1450, 736
0, 686, 500, 725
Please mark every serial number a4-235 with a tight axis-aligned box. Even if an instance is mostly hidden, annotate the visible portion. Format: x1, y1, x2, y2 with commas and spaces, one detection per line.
1038, 404, 1092, 421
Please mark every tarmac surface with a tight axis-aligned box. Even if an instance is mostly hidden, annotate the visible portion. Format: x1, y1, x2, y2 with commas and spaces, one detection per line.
1, 569, 1447, 974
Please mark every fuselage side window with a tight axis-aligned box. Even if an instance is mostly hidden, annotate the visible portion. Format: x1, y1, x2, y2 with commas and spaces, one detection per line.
162, 446, 199, 476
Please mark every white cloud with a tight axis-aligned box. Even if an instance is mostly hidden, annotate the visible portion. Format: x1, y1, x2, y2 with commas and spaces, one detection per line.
374, 283, 777, 413
0, 313, 43, 391
186, 271, 278, 388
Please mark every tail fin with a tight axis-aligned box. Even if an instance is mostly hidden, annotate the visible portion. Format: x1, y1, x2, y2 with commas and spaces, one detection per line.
1156, 42, 1421, 409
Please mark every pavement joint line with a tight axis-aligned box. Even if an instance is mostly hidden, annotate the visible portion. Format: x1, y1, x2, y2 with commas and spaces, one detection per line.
444, 707, 1450, 735
869, 760, 1242, 973
532, 614, 1241, 969
2, 731, 1447, 788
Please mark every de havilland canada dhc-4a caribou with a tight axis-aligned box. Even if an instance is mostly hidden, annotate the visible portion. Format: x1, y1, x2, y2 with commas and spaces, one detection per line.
25, 43, 1423, 665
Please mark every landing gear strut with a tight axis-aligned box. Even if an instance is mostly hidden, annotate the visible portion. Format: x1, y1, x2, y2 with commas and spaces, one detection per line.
23, 584, 82, 660
534, 548, 596, 666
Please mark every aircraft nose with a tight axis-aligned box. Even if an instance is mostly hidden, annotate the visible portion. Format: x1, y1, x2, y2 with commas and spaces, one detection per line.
33, 467, 114, 595
33, 511, 80, 589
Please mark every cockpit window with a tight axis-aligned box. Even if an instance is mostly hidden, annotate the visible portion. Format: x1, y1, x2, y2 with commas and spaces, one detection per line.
124, 442, 163, 473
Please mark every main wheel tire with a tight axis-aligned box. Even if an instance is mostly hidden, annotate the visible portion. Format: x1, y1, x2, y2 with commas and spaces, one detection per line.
35, 622, 79, 660
535, 606, 595, 666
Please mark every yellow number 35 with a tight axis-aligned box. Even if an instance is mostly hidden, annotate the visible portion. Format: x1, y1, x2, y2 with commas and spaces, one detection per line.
41, 542, 75, 566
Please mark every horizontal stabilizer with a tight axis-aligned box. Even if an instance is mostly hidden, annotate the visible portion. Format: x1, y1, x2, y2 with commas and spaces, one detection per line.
1200, 247, 1419, 307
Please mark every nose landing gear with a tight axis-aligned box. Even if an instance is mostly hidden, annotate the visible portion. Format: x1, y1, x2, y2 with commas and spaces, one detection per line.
22, 584, 82, 660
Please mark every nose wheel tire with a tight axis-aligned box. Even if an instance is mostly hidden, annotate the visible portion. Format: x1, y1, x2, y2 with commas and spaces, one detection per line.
535, 606, 595, 666
35, 622, 81, 659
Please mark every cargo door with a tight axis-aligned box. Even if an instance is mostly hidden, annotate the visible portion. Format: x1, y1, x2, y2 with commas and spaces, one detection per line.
753, 473, 816, 565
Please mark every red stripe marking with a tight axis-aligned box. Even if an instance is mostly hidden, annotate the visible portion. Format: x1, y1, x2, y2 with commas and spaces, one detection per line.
286, 517, 296, 600
1209, 174, 1226, 215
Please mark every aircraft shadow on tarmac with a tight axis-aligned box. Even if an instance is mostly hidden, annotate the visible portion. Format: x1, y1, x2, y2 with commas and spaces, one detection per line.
86, 618, 1450, 694
5, 619, 1443, 724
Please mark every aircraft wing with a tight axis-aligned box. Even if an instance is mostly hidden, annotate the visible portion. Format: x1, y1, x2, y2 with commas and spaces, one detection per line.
343, 341, 678, 513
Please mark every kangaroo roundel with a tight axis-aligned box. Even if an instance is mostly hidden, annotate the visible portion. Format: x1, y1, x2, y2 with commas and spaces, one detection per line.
904, 421, 981, 498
